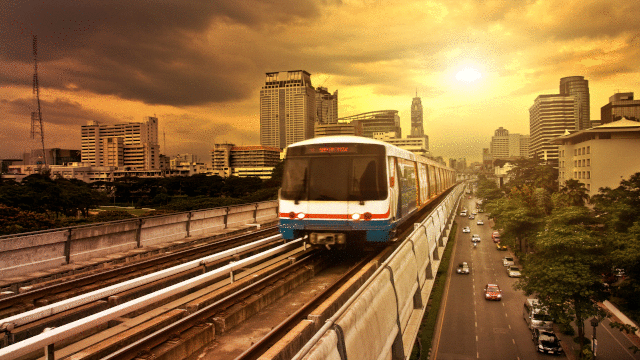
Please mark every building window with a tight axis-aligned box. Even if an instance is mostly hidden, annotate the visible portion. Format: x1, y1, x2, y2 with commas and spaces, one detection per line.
587, 183, 591, 191
574, 149, 577, 156
587, 146, 590, 154
587, 159, 590, 166
587, 171, 590, 179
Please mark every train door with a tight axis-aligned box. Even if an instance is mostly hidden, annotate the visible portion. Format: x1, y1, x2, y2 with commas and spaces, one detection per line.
397, 158, 417, 218
418, 163, 428, 207
389, 157, 399, 221
428, 165, 436, 198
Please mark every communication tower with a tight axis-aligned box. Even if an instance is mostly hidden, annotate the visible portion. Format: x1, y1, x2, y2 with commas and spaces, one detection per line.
31, 35, 47, 168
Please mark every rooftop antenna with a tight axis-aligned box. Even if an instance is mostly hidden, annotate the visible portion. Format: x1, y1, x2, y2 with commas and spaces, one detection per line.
31, 35, 47, 169
163, 129, 166, 155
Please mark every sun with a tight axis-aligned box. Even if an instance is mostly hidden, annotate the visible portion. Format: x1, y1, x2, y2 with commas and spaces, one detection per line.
455, 68, 482, 83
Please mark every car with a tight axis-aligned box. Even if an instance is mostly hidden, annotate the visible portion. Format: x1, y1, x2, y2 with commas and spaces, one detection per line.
492, 230, 501, 243
460, 210, 467, 216
477, 208, 484, 213
476, 219, 484, 225
462, 226, 471, 233
532, 328, 563, 355
468, 214, 475, 220
507, 266, 522, 277
457, 262, 470, 274
471, 234, 481, 242
472, 210, 477, 215
496, 243, 508, 251
484, 284, 503, 300
503, 256, 515, 267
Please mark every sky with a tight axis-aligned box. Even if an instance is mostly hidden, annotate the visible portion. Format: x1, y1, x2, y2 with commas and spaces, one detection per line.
1, 0, 639, 164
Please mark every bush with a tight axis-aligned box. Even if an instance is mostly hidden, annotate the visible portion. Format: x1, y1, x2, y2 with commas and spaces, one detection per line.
92, 210, 137, 222
0, 204, 56, 235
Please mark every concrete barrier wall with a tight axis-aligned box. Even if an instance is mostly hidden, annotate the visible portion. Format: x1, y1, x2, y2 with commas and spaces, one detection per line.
297, 184, 464, 360
70, 220, 139, 263
0, 200, 278, 281
0, 230, 69, 279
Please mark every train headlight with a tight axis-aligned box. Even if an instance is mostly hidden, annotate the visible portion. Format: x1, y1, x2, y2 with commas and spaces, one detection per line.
289, 212, 296, 219
363, 212, 372, 220
297, 213, 306, 219
351, 213, 361, 220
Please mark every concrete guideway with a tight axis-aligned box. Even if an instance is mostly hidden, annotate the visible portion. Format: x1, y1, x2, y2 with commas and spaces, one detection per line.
291, 183, 465, 360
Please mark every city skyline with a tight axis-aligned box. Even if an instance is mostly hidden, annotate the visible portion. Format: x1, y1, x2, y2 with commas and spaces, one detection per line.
1, 1, 639, 163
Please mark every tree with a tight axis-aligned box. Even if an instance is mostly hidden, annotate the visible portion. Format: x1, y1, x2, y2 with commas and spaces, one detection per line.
516, 206, 608, 357
555, 179, 590, 207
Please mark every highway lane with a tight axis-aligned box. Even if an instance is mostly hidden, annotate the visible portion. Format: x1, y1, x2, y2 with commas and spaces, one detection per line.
433, 196, 558, 360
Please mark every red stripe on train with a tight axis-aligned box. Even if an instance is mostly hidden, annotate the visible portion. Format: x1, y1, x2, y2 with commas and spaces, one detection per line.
279, 209, 390, 219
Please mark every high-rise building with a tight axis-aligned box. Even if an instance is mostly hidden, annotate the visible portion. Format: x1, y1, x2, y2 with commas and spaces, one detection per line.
260, 70, 316, 149
490, 127, 529, 159
601, 92, 640, 124
338, 110, 401, 139
410, 94, 424, 138
81, 116, 159, 170
315, 87, 338, 125
529, 94, 576, 166
559, 76, 590, 130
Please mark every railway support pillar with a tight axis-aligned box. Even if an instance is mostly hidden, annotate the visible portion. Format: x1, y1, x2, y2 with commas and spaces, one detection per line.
253, 203, 259, 223
224, 207, 229, 229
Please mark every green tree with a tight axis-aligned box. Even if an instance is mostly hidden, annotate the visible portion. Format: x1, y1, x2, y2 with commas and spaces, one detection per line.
516, 206, 608, 357
554, 179, 590, 207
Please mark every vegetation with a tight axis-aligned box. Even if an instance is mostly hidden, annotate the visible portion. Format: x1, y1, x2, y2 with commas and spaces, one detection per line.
410, 222, 457, 360
477, 162, 640, 358
0, 162, 283, 235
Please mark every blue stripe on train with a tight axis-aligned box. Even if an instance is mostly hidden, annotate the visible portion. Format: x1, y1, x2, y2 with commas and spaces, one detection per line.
278, 218, 396, 242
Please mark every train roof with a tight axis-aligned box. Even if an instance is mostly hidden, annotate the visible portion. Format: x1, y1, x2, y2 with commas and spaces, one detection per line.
286, 136, 453, 170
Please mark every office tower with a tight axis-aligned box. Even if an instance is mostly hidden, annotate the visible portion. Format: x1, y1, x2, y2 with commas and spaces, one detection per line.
490, 127, 529, 159
260, 70, 316, 149
410, 94, 424, 137
559, 76, 590, 130
315, 87, 338, 125
81, 116, 159, 170
601, 92, 640, 124
338, 110, 401, 139
529, 94, 576, 166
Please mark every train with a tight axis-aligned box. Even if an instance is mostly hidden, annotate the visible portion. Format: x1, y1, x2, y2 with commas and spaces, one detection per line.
278, 136, 456, 248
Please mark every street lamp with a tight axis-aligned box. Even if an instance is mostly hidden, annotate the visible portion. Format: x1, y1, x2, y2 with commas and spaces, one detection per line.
590, 317, 599, 359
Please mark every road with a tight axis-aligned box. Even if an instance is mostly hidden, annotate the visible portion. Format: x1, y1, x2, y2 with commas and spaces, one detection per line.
432, 196, 640, 360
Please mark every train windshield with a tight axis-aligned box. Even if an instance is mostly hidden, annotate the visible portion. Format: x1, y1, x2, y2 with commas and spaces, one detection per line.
281, 143, 387, 201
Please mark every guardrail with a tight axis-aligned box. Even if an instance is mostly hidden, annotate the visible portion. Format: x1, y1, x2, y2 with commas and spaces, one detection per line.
0, 201, 279, 280
293, 183, 464, 360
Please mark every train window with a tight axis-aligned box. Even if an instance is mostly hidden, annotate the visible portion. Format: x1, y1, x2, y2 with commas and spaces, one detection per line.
281, 146, 387, 202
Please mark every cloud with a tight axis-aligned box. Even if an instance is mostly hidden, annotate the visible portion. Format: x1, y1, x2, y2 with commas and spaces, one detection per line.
0, 0, 324, 106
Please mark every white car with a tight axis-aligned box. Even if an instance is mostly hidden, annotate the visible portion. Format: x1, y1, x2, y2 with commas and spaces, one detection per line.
502, 256, 515, 267
460, 210, 468, 216
471, 234, 481, 242
462, 226, 471, 233
507, 266, 521, 277
472, 210, 477, 215
477, 219, 484, 225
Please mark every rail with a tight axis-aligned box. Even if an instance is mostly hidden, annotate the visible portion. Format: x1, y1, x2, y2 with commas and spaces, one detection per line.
0, 200, 278, 280
0, 237, 305, 360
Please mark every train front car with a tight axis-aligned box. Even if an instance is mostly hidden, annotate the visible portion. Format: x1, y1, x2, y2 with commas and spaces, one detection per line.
278, 137, 393, 248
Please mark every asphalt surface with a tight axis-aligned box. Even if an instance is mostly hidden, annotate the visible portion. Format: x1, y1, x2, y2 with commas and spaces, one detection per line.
432, 196, 640, 360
